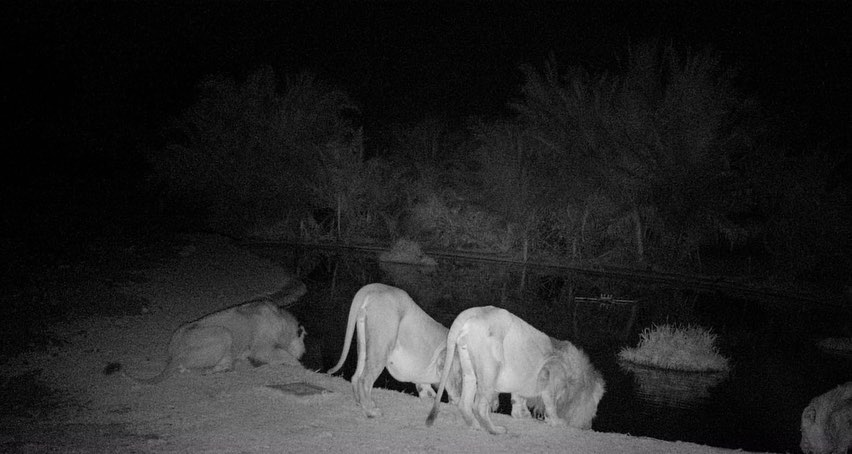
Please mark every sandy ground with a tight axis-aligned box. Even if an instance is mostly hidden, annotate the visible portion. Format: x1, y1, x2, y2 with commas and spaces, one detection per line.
0, 233, 776, 453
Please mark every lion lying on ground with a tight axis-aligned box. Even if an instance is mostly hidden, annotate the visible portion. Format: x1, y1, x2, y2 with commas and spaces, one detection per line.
801, 381, 852, 454
106, 299, 306, 385
426, 305, 605, 434
327, 283, 462, 417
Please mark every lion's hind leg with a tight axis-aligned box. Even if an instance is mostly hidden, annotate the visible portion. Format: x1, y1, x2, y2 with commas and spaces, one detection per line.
456, 342, 480, 429
353, 305, 394, 418
471, 356, 505, 434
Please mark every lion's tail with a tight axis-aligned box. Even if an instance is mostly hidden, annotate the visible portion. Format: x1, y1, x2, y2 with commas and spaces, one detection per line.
103, 361, 176, 385
426, 310, 468, 427
327, 284, 372, 375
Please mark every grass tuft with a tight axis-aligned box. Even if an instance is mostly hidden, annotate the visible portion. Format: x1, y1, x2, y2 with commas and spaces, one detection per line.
619, 323, 730, 372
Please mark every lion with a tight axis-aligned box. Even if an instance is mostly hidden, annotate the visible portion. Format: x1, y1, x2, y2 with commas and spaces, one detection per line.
327, 283, 461, 418
105, 300, 306, 384
426, 305, 605, 434
801, 381, 852, 454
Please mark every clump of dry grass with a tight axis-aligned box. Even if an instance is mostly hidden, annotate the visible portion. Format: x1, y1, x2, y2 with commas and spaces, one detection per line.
618, 324, 729, 372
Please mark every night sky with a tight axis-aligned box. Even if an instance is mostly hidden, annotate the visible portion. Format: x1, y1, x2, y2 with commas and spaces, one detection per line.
4, 2, 850, 213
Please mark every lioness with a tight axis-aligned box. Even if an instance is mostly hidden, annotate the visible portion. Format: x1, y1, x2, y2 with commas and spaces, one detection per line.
427, 306, 605, 434
107, 300, 306, 384
801, 381, 852, 454
327, 283, 461, 418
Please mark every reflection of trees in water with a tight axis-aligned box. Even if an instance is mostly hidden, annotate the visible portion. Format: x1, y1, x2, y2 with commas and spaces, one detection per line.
619, 360, 729, 409
378, 261, 441, 313
569, 296, 641, 346
290, 248, 711, 348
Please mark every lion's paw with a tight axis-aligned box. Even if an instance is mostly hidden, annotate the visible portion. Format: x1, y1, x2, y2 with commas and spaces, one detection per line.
489, 425, 508, 435
416, 385, 437, 400
546, 417, 566, 427
365, 407, 383, 418
511, 406, 531, 419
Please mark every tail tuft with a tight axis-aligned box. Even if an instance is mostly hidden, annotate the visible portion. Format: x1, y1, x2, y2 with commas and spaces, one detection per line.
103, 362, 122, 375
426, 406, 439, 427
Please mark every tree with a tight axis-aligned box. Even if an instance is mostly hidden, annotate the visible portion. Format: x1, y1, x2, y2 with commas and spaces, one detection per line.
149, 67, 357, 236
510, 43, 757, 266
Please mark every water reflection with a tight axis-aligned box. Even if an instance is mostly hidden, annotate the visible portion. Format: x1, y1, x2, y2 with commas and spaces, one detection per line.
618, 360, 730, 408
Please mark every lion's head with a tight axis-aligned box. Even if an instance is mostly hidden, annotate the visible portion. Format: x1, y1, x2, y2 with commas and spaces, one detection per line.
534, 343, 606, 430
275, 309, 307, 360
801, 401, 852, 454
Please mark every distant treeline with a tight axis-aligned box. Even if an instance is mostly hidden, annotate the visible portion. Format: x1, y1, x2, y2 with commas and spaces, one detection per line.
147, 43, 850, 288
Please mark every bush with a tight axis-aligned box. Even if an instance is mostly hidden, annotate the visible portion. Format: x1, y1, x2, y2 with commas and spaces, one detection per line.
148, 67, 358, 237
618, 323, 730, 372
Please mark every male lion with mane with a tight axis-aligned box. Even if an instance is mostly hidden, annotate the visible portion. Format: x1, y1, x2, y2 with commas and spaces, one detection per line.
327, 283, 461, 417
426, 306, 605, 434
106, 299, 306, 384
801, 381, 852, 454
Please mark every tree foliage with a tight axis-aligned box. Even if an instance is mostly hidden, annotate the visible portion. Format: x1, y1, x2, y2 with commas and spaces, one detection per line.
497, 43, 755, 265
148, 66, 360, 236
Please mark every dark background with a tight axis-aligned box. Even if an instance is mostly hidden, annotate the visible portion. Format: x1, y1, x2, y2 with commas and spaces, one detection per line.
4, 1, 850, 232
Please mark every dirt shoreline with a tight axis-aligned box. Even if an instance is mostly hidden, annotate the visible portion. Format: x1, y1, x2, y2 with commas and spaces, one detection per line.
0, 233, 776, 453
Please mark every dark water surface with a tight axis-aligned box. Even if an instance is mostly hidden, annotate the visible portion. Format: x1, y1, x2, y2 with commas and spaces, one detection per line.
251, 245, 850, 453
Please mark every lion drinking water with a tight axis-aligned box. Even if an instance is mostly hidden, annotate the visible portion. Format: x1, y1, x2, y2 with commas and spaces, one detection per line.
327, 283, 462, 417
426, 305, 605, 434
106, 298, 306, 384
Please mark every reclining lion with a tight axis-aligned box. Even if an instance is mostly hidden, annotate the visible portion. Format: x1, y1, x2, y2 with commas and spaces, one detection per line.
426, 305, 605, 434
327, 283, 462, 417
801, 381, 852, 454
106, 299, 306, 384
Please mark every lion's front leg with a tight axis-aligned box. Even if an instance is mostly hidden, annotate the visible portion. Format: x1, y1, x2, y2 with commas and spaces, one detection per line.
259, 347, 301, 366
539, 387, 566, 427
510, 395, 532, 419
537, 359, 567, 427
248, 343, 282, 366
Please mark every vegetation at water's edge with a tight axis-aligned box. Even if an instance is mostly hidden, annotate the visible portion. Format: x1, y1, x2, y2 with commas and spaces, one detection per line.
379, 239, 437, 266
816, 337, 852, 354
145, 41, 851, 291
619, 324, 730, 372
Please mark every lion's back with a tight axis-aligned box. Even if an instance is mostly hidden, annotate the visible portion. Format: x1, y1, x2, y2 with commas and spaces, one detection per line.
192, 301, 285, 349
